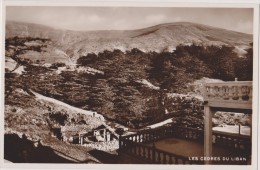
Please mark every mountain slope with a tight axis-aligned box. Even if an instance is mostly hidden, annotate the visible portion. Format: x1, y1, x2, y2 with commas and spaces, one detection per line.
6, 21, 253, 61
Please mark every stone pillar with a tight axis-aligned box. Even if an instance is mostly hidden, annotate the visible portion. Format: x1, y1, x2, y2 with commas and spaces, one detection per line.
204, 105, 213, 164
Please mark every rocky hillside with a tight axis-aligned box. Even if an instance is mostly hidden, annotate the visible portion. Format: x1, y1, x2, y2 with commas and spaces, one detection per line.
6, 21, 252, 61
5, 19, 253, 128
4, 87, 104, 163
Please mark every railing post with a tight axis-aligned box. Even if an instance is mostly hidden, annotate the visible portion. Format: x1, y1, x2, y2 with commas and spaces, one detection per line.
142, 145, 146, 159
152, 143, 156, 163
138, 144, 141, 156
204, 105, 213, 165
157, 151, 161, 164
169, 155, 173, 164
163, 153, 166, 164
148, 147, 151, 160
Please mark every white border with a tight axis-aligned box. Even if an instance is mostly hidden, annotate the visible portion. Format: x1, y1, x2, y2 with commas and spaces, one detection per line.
0, 1, 259, 170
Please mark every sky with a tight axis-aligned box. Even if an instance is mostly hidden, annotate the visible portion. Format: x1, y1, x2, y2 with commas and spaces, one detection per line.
6, 6, 253, 34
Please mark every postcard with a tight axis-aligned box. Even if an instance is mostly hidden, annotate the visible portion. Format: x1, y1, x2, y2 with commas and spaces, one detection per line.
0, 1, 259, 170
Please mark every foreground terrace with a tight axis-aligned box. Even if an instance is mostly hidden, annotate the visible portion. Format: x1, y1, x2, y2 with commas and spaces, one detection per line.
119, 80, 252, 164
118, 126, 251, 164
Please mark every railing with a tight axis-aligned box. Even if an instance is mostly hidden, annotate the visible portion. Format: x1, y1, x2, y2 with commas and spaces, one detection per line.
119, 126, 251, 164
203, 81, 252, 109
171, 126, 204, 142
120, 137, 202, 164
122, 126, 176, 144
212, 131, 251, 152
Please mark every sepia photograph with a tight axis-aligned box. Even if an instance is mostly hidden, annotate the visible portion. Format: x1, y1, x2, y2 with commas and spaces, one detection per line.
1, 1, 259, 169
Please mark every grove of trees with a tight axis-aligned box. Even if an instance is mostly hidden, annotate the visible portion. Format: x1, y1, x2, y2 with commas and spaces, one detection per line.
5, 36, 253, 128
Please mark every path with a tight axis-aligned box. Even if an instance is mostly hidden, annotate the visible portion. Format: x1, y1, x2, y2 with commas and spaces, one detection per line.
31, 91, 119, 138
146, 118, 173, 129
31, 91, 105, 120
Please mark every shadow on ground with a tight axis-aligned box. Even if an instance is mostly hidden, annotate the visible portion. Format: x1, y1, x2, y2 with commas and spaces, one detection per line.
88, 149, 119, 164
4, 134, 98, 163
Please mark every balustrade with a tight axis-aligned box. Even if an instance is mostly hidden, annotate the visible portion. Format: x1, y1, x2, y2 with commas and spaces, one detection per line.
203, 81, 252, 109
119, 125, 250, 164
212, 131, 251, 152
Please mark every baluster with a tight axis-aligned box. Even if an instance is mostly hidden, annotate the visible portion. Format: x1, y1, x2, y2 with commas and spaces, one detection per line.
223, 86, 229, 100
221, 135, 225, 146
212, 134, 216, 144
214, 86, 219, 99
249, 86, 253, 101
169, 155, 173, 164
126, 142, 130, 153
219, 86, 223, 99
226, 137, 229, 147
122, 139, 125, 148
147, 147, 151, 160
232, 138, 237, 149
234, 138, 238, 149
163, 153, 167, 164
179, 158, 183, 164
228, 137, 232, 147
142, 146, 146, 158
232, 86, 239, 100
193, 130, 196, 139
238, 85, 243, 101
242, 86, 250, 101
227, 137, 231, 147
211, 86, 215, 99
221, 136, 225, 146
157, 151, 161, 164
237, 139, 241, 149
152, 143, 156, 162
138, 145, 141, 156
176, 158, 179, 164
125, 142, 128, 153
173, 157, 177, 164
228, 85, 233, 101
208, 86, 212, 99
216, 135, 220, 145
